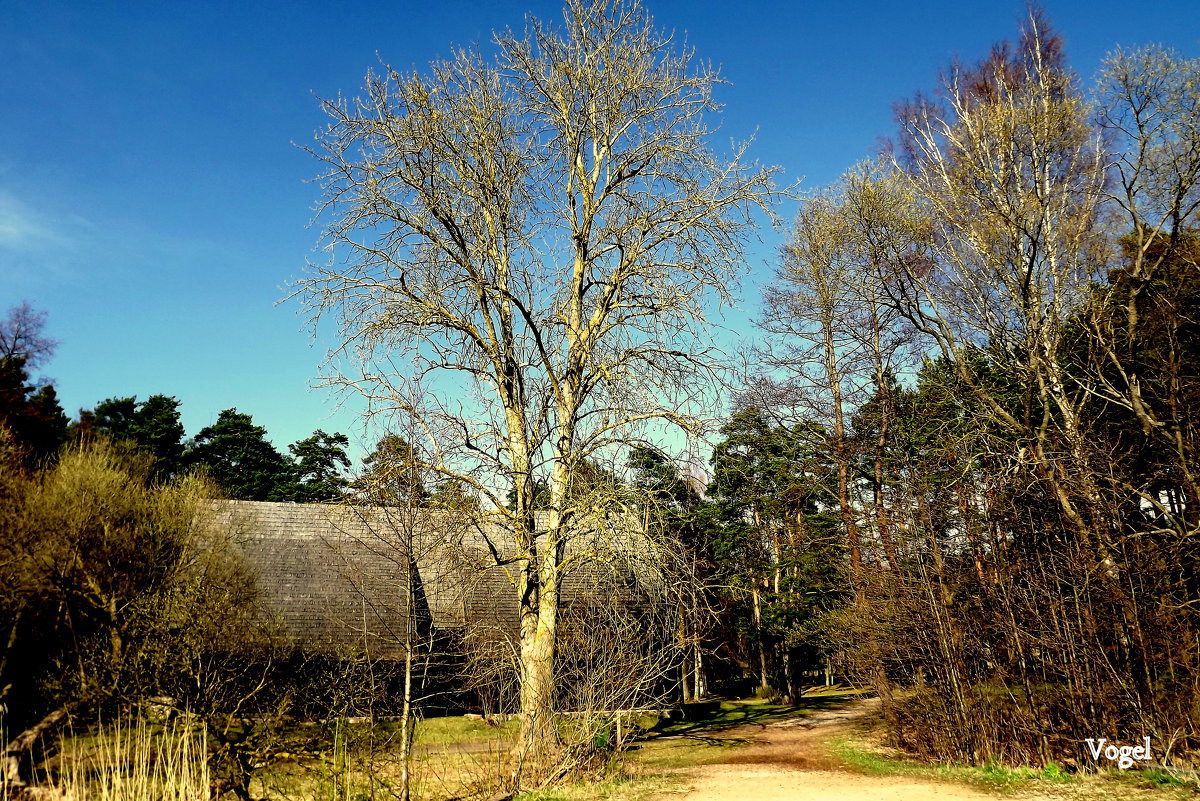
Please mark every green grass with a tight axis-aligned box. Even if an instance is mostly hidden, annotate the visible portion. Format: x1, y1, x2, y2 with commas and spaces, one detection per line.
411, 713, 519, 747
830, 733, 1079, 792
829, 733, 1200, 799
514, 772, 678, 801
1108, 765, 1200, 799
1141, 768, 1189, 787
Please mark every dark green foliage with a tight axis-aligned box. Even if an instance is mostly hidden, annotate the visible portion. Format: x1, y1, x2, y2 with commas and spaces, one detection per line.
133, 394, 188, 477
702, 407, 848, 696
286, 429, 351, 502
629, 445, 701, 514
188, 408, 293, 501
503, 459, 619, 511
356, 434, 429, 505
74, 394, 187, 479
628, 444, 707, 557
709, 408, 823, 509
505, 478, 550, 511
1090, 230, 1200, 523
83, 395, 138, 434
431, 476, 481, 512
0, 355, 68, 467
707, 407, 831, 570
76, 398, 352, 501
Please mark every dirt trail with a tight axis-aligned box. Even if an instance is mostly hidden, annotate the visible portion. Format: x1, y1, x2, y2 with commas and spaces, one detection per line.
669, 700, 995, 801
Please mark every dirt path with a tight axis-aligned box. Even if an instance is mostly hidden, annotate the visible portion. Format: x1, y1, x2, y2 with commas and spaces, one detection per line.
668, 700, 996, 801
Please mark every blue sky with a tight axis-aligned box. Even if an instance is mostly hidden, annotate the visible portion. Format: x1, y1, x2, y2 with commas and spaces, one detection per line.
1, 0, 1196, 464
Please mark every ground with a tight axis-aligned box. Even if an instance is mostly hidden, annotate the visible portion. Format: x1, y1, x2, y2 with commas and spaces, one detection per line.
43, 695, 1195, 801
633, 698, 1192, 801
648, 699, 989, 801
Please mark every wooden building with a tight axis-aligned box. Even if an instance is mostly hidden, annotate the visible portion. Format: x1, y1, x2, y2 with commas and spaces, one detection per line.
208, 501, 683, 713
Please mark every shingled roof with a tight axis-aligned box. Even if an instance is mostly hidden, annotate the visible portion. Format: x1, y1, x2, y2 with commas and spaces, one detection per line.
211, 500, 665, 659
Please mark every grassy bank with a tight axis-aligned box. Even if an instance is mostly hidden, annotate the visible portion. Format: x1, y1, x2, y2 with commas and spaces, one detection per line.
830, 727, 1200, 800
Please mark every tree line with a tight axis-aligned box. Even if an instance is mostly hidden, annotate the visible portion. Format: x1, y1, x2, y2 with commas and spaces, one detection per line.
0, 303, 355, 502
731, 13, 1200, 768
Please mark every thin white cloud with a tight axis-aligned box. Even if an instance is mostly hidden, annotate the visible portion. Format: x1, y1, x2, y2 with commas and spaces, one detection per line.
0, 189, 91, 288
0, 190, 70, 252
0, 183, 243, 294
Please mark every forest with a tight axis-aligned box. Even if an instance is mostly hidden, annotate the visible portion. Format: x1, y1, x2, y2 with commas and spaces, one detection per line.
2, 0, 1199, 798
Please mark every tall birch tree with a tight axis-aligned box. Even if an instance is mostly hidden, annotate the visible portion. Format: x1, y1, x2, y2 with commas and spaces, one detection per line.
884, 12, 1115, 572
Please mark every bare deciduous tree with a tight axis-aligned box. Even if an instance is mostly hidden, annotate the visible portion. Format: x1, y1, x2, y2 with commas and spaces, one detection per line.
336, 423, 478, 801
886, 12, 1109, 547
296, 0, 776, 772
1088, 44, 1200, 528
0, 302, 57, 370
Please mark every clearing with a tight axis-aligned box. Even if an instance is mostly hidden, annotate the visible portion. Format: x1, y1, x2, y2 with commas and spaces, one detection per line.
646, 698, 989, 801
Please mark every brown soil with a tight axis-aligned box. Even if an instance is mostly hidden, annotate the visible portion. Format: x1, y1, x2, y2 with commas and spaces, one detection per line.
664, 699, 997, 801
